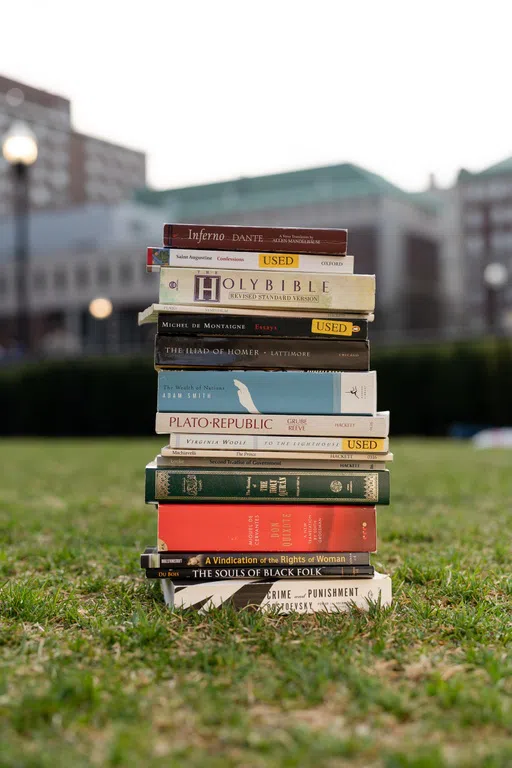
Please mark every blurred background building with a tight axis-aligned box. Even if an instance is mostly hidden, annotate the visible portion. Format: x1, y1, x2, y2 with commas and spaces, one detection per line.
0, 75, 510, 358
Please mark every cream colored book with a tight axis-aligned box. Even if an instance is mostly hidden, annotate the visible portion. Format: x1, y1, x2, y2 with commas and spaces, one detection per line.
165, 572, 392, 613
158, 268, 375, 312
155, 411, 390, 438
138, 303, 375, 325
160, 447, 394, 463
166, 435, 390, 452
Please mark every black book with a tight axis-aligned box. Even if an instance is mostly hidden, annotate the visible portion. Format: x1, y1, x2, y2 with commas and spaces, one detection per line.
154, 335, 370, 371
157, 312, 368, 340
140, 550, 372, 568
145, 565, 375, 580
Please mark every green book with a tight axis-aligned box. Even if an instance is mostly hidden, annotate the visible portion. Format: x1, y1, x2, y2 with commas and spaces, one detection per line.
145, 463, 389, 504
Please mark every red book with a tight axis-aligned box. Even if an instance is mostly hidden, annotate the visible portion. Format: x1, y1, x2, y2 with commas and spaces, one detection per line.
162, 224, 348, 255
157, 504, 376, 552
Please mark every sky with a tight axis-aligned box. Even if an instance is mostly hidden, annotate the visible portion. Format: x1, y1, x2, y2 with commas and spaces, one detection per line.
2, 0, 511, 193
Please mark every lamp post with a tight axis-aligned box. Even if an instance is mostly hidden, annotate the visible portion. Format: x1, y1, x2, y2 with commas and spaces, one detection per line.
2, 120, 38, 354
483, 262, 508, 335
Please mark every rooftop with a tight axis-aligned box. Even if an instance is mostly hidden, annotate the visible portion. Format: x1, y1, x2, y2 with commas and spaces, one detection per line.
458, 156, 512, 182
135, 162, 439, 218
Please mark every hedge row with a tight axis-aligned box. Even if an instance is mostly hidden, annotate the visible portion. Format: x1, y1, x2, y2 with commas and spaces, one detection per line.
0, 339, 511, 436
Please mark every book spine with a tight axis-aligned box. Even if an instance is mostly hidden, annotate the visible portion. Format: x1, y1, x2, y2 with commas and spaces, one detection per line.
157, 370, 376, 416
146, 468, 389, 504
157, 312, 368, 339
155, 456, 388, 470
140, 304, 374, 326
170, 575, 392, 613
156, 412, 390, 437
140, 551, 371, 568
158, 269, 375, 312
166, 435, 390, 452
147, 247, 354, 273
163, 224, 348, 255
145, 565, 375, 580
154, 336, 370, 373
157, 504, 377, 551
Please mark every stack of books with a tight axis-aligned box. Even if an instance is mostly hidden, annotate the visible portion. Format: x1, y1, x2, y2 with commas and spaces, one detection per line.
139, 224, 392, 613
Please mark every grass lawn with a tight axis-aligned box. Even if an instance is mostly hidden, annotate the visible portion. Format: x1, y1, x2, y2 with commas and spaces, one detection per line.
0, 438, 511, 768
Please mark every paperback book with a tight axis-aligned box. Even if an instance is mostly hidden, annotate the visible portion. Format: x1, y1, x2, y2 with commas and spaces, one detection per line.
145, 565, 375, 580
155, 411, 390, 437
163, 573, 392, 613
164, 435, 390, 452
157, 503, 377, 551
147, 246, 354, 273
162, 224, 348, 255
154, 336, 370, 372
157, 312, 368, 339
157, 370, 377, 415
145, 465, 390, 504
158, 268, 375, 312
139, 304, 374, 326
140, 549, 371, 568
154, 456, 388, 471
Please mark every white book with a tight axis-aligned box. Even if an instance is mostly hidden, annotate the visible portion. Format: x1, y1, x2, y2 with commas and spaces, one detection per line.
155, 454, 388, 471
139, 303, 375, 325
158, 268, 375, 312
166, 435, 390, 453
156, 411, 390, 438
163, 572, 393, 613
147, 247, 355, 274
160, 447, 393, 462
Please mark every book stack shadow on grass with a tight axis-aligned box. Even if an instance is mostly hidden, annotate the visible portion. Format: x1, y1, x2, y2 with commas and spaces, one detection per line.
138, 224, 392, 613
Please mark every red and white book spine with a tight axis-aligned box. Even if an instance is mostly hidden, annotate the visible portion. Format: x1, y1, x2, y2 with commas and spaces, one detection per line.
157, 504, 376, 552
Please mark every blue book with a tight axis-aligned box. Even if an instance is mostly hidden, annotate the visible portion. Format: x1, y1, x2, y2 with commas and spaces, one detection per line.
157, 370, 376, 415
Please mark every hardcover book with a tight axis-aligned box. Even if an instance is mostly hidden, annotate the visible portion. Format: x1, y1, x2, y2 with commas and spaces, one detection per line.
154, 336, 370, 372
165, 435, 390, 452
139, 304, 375, 326
157, 370, 377, 415
140, 549, 371, 568
157, 503, 377, 551
157, 312, 368, 340
145, 565, 375, 580
155, 411, 390, 437
158, 268, 375, 312
145, 465, 390, 504
162, 224, 348, 255
164, 573, 392, 613
147, 246, 354, 273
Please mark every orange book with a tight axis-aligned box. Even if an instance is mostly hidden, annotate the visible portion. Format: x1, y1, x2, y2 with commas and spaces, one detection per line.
157, 504, 376, 552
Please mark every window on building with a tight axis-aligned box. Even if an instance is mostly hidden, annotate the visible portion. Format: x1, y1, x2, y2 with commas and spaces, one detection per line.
119, 261, 133, 285
75, 266, 89, 289
74, 238, 98, 253
54, 268, 68, 291
465, 235, 484, 255
97, 265, 110, 286
32, 269, 47, 292
464, 209, 483, 228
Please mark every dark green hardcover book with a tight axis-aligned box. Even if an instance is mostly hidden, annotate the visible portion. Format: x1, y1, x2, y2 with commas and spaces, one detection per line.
145, 465, 389, 504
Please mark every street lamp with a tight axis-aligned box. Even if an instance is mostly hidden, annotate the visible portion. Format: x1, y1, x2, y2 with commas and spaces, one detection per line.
483, 262, 508, 335
88, 297, 113, 320
2, 120, 38, 354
